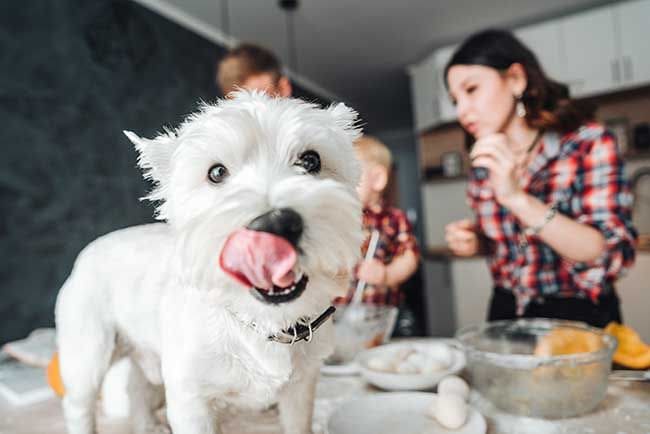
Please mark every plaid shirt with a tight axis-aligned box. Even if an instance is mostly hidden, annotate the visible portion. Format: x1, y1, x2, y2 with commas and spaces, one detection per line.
339, 203, 419, 306
468, 123, 637, 315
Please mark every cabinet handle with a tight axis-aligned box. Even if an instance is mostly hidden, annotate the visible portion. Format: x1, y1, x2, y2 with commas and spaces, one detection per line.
611, 59, 621, 83
623, 56, 633, 82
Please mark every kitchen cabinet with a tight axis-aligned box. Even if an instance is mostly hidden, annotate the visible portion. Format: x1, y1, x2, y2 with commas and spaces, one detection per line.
562, 0, 650, 97
450, 258, 492, 331
433, 45, 458, 124
408, 55, 438, 132
515, 21, 566, 82
421, 180, 472, 247
561, 6, 619, 97
618, 0, 650, 89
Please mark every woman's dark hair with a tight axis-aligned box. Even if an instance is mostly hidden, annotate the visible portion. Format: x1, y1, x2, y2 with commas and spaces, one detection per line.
445, 29, 595, 134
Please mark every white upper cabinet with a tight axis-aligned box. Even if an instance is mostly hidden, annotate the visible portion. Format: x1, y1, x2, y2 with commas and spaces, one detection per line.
433, 45, 458, 124
617, 0, 650, 89
408, 55, 439, 132
561, 6, 619, 97
515, 21, 566, 82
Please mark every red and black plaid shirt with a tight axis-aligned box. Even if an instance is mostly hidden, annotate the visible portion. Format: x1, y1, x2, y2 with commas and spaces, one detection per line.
340, 203, 419, 306
468, 123, 637, 315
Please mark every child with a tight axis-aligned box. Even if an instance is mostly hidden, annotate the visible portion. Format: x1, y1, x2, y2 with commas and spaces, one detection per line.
341, 135, 419, 306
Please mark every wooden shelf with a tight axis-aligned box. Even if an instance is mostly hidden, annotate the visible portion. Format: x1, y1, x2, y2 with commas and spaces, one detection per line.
638, 234, 650, 253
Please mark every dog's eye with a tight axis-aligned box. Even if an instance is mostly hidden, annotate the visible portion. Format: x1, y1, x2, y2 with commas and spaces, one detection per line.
207, 164, 229, 184
296, 150, 321, 174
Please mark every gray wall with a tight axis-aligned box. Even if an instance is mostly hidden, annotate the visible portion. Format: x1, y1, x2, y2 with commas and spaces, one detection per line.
0, 0, 325, 345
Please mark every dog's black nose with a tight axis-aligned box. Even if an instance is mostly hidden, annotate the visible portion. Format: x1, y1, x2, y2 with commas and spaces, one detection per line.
246, 208, 303, 247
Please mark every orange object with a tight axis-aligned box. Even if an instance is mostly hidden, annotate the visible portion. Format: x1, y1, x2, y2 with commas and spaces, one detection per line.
533, 327, 602, 357
47, 352, 65, 397
605, 322, 650, 369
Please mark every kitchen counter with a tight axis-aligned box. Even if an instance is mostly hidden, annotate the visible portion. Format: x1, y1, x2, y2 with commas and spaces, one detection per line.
0, 369, 648, 433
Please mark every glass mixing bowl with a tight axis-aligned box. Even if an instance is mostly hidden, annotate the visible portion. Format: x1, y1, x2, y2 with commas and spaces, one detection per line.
326, 304, 398, 365
455, 318, 617, 418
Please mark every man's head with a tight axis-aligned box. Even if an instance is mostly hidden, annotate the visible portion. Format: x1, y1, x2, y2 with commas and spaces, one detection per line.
354, 135, 392, 207
217, 44, 292, 97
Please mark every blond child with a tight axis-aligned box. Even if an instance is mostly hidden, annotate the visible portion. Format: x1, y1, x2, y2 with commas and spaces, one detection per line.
341, 135, 419, 306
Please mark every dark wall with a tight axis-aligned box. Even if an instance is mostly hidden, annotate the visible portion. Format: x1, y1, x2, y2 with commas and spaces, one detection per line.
0, 0, 326, 344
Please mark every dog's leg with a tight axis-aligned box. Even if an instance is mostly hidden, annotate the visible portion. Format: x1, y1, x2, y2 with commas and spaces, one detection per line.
59, 327, 115, 434
165, 381, 219, 434
128, 359, 169, 434
278, 362, 320, 434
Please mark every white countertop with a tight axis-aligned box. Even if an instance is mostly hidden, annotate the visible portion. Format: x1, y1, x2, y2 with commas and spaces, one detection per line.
0, 370, 648, 434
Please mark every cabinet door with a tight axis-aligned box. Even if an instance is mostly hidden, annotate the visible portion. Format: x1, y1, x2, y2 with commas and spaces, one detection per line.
434, 45, 458, 123
409, 56, 439, 132
561, 6, 618, 97
516, 21, 566, 82
617, 0, 650, 89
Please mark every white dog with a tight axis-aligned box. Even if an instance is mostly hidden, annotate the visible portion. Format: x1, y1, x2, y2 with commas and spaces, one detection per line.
54, 91, 363, 434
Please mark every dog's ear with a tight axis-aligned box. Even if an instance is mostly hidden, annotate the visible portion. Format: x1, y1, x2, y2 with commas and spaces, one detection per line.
124, 130, 177, 215
326, 103, 362, 143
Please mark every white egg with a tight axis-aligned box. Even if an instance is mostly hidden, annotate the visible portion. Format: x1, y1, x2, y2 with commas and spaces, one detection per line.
366, 356, 394, 372
434, 393, 468, 430
396, 360, 420, 374
405, 351, 428, 368
438, 375, 470, 401
395, 346, 416, 362
427, 344, 453, 368
420, 359, 448, 374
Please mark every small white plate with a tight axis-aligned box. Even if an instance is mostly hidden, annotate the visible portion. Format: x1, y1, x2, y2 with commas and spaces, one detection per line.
321, 361, 359, 376
357, 339, 465, 391
327, 392, 486, 434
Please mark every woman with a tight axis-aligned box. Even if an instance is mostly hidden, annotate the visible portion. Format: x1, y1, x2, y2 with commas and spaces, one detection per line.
444, 29, 637, 327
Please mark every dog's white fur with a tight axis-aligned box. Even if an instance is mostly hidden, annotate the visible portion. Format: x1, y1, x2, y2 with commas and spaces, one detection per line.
55, 91, 363, 434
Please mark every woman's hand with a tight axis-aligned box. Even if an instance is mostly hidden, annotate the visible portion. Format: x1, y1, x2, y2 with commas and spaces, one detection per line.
470, 133, 525, 209
356, 258, 387, 285
445, 219, 479, 256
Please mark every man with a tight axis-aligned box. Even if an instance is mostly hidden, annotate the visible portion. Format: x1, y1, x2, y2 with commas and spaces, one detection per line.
217, 43, 292, 97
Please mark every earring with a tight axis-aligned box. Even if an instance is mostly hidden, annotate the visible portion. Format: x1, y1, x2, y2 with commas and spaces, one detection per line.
515, 94, 526, 118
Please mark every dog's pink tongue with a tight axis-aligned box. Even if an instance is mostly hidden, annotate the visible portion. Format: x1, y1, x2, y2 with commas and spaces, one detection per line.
219, 228, 296, 290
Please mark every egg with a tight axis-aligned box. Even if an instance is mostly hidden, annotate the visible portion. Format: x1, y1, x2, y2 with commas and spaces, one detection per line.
438, 375, 470, 401
405, 351, 430, 372
427, 344, 453, 368
395, 346, 416, 361
395, 360, 420, 374
434, 393, 468, 429
366, 356, 394, 372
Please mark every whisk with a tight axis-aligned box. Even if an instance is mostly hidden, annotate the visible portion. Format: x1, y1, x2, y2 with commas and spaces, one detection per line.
340, 230, 380, 323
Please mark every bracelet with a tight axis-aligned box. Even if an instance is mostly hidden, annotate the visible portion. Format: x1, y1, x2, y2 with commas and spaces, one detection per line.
519, 203, 558, 248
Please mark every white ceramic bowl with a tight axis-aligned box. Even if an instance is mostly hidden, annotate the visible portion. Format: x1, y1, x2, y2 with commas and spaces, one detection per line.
357, 339, 466, 391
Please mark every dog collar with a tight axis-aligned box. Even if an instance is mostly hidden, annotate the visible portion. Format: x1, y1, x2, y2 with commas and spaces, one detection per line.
270, 305, 336, 344
226, 305, 336, 345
